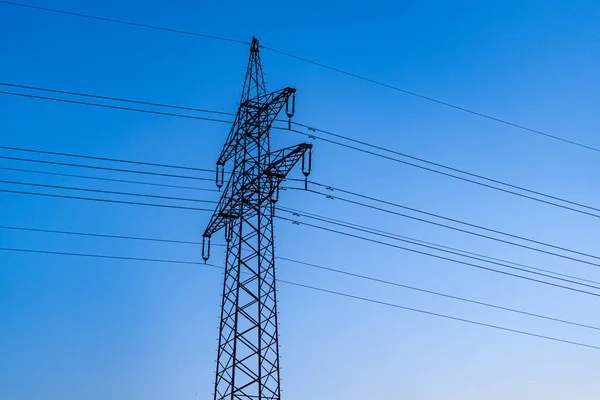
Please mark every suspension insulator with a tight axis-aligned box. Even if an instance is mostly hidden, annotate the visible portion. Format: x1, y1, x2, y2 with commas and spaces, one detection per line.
225, 221, 233, 243
270, 183, 280, 204
202, 235, 211, 262
215, 163, 225, 190
301, 148, 312, 190
286, 93, 296, 130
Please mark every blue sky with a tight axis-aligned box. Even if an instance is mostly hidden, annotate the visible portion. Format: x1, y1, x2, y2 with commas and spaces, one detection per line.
1, 1, 600, 399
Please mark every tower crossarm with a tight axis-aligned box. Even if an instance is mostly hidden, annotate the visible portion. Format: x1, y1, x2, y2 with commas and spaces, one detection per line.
216, 87, 296, 166
203, 142, 311, 239
263, 143, 312, 188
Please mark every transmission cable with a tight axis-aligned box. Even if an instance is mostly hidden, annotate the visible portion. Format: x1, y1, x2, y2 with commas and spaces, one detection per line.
276, 215, 600, 299
0, 188, 214, 212
5, 82, 600, 221
0, 82, 237, 117
278, 205, 600, 286
0, 179, 218, 205
260, 51, 600, 154
0, 166, 220, 193
1, 223, 596, 332
5, 168, 600, 274
284, 127, 600, 219
280, 280, 600, 351
3, 0, 596, 154
279, 208, 600, 291
1, 245, 599, 351
0, 145, 226, 174
277, 257, 600, 332
0, 90, 234, 124
0, 1, 248, 45
290, 182, 600, 267
3, 80, 596, 217
0, 155, 215, 182
5, 167, 599, 273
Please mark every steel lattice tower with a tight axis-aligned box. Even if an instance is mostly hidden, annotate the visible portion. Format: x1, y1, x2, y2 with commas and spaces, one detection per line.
202, 37, 312, 400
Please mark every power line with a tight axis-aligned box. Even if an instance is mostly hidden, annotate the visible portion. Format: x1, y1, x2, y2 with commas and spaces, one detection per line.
5, 82, 600, 221
0, 82, 237, 117
4, 0, 596, 154
5, 166, 600, 276
281, 208, 600, 291
284, 127, 600, 219
5, 80, 598, 219
0, 1, 248, 45
2, 222, 595, 331
0, 188, 214, 212
6, 167, 599, 275
7, 80, 596, 219
4, 179, 598, 288
0, 179, 218, 205
294, 182, 600, 268
0, 166, 220, 193
276, 215, 600, 299
2, 245, 599, 351
291, 123, 600, 214
0, 225, 226, 247
279, 280, 600, 351
8, 177, 599, 294
0, 90, 234, 124
279, 206, 600, 286
278, 257, 600, 332
0, 155, 215, 182
0, 144, 225, 174
262, 49, 600, 154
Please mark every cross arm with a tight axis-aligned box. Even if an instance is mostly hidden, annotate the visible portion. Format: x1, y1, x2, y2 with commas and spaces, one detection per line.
216, 87, 296, 166
203, 142, 311, 240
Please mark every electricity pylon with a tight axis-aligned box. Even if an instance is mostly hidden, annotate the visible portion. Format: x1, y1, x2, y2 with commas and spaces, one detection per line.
202, 37, 312, 400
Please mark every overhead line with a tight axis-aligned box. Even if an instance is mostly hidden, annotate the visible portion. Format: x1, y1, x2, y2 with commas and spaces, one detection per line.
279, 257, 600, 332
0, 144, 225, 174
0, 155, 215, 182
0, 90, 234, 124
4, 0, 596, 153
279, 206, 600, 287
298, 186, 600, 269
290, 208, 600, 290
0, 225, 226, 247
2, 222, 595, 331
284, 127, 600, 219
0, 82, 237, 117
2, 245, 599, 351
0, 179, 218, 205
281, 280, 600, 351
291, 122, 600, 215
5, 82, 600, 220
262, 48, 600, 153
0, 1, 248, 45
4, 183, 598, 287
0, 166, 220, 193
5, 170, 600, 275
0, 188, 214, 212
6, 169, 600, 274
298, 182, 600, 266
278, 211, 600, 293
0, 144, 224, 174
279, 205, 600, 286
276, 215, 600, 299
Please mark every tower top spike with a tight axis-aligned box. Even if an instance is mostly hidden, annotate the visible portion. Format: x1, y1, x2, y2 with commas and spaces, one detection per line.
250, 36, 260, 53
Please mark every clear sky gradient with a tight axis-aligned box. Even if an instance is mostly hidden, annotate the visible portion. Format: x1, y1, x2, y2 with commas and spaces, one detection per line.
1, 1, 600, 399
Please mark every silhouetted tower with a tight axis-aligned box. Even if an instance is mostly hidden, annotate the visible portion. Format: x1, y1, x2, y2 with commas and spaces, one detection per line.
202, 37, 312, 400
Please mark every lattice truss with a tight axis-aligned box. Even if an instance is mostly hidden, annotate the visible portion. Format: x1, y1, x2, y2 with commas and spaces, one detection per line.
202, 37, 312, 400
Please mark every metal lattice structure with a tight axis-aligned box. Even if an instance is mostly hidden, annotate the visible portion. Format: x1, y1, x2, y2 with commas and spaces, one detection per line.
202, 37, 312, 400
